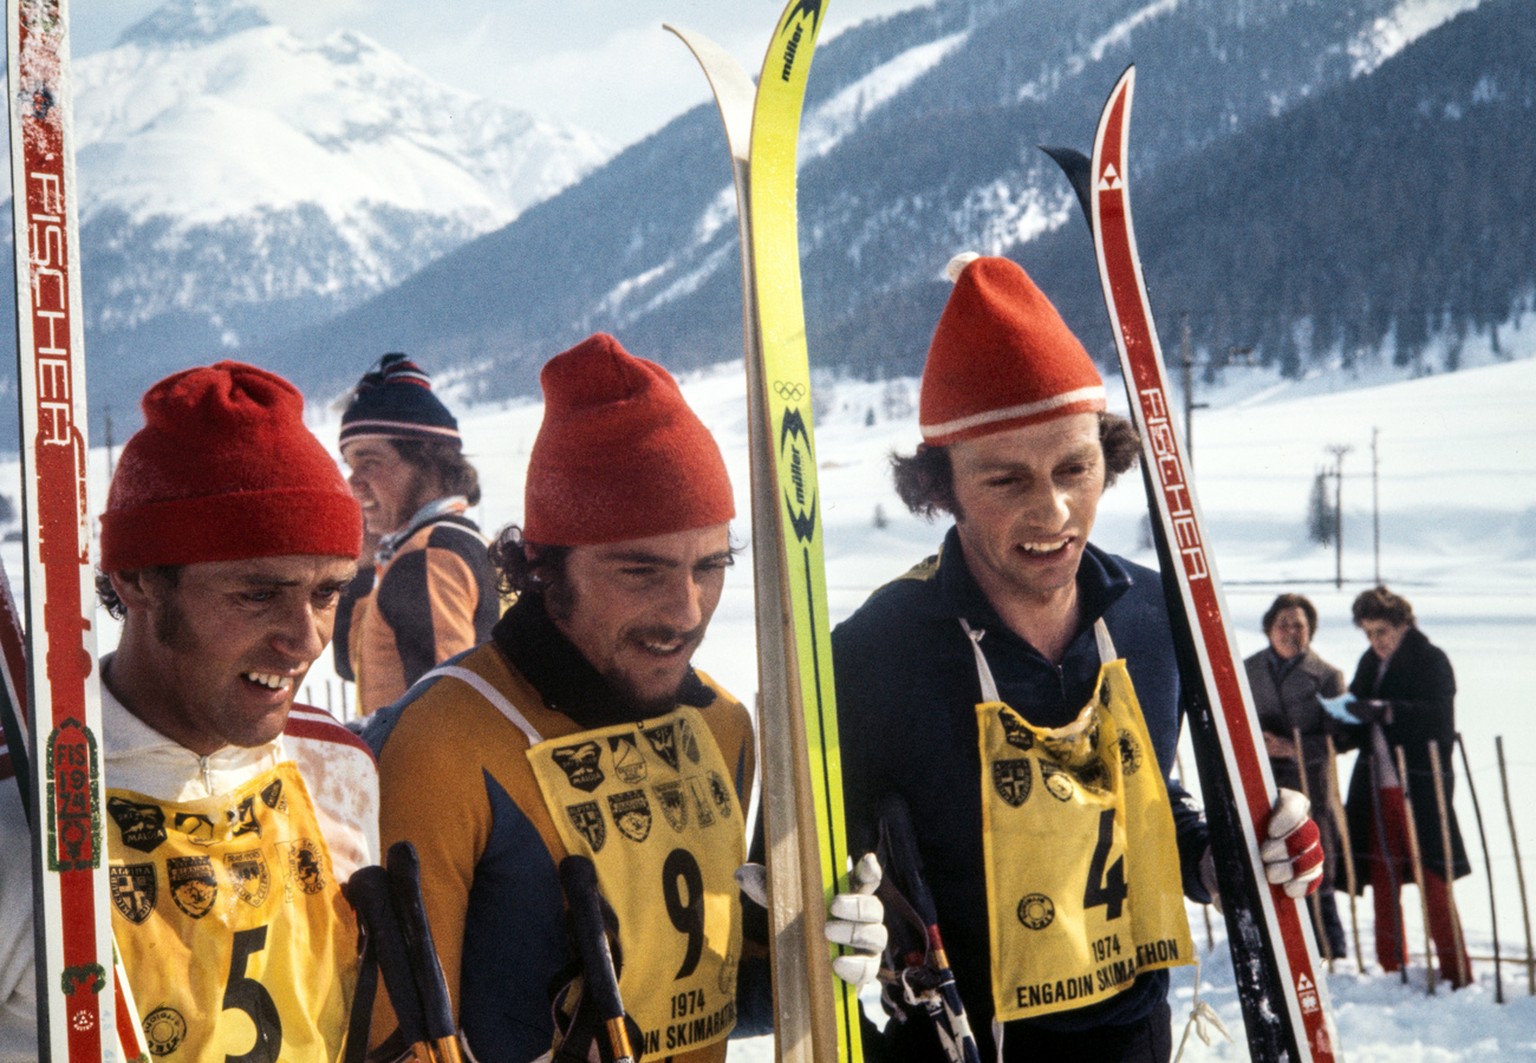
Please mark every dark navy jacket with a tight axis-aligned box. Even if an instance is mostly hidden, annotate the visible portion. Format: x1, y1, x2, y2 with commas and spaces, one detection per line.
832, 528, 1208, 1055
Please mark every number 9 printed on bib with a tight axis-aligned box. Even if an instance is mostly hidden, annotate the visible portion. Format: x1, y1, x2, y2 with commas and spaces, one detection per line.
529, 706, 745, 1056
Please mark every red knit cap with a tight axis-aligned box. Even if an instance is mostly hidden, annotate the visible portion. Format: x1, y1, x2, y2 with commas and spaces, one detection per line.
100, 362, 363, 571
524, 334, 734, 546
919, 254, 1106, 445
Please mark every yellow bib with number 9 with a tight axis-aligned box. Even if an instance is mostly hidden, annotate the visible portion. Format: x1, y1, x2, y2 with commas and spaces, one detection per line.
107, 761, 357, 1061
530, 706, 744, 1057
977, 658, 1193, 1021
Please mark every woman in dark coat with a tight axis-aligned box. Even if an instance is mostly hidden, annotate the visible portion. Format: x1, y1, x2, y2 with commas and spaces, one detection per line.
1341, 586, 1471, 986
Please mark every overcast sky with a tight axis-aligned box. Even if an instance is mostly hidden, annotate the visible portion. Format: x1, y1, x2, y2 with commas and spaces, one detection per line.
72, 0, 932, 148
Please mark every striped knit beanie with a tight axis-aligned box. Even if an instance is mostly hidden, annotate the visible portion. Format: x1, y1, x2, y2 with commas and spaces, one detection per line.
919, 254, 1105, 446
100, 362, 362, 571
524, 333, 734, 546
339, 353, 461, 448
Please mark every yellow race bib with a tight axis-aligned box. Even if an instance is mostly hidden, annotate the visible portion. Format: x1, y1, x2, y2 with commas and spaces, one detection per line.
106, 762, 358, 1061
529, 706, 744, 1057
977, 659, 1193, 1021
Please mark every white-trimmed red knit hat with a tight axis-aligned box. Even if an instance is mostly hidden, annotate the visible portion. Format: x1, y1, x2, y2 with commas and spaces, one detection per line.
919, 253, 1105, 446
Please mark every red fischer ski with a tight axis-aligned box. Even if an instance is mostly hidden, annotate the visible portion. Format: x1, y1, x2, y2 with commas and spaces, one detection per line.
0, 558, 146, 1063
6, 0, 116, 1058
1049, 67, 1339, 1061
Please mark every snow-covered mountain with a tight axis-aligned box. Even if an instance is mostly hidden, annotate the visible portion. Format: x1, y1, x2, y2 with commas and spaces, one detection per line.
30, 0, 609, 421
279, 0, 1530, 407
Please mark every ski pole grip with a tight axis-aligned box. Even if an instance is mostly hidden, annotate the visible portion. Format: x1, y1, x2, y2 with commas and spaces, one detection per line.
876, 792, 939, 924
386, 841, 464, 1061
345, 864, 429, 1050
559, 855, 635, 1063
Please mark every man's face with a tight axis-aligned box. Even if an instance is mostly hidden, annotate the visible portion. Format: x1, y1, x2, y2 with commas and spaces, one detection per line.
1360, 618, 1409, 662
545, 524, 733, 715
119, 555, 356, 754
1268, 606, 1312, 660
949, 413, 1105, 611
342, 439, 438, 536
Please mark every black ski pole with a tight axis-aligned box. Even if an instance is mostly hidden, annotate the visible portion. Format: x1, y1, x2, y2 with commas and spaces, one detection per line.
875, 793, 981, 1063
387, 841, 472, 1062
342, 879, 380, 1063
559, 856, 636, 1063
345, 864, 431, 1057
1457, 732, 1502, 1002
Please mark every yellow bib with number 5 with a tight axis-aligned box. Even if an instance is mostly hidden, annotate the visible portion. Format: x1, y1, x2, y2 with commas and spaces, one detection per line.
529, 706, 744, 1056
977, 658, 1193, 1021
107, 762, 357, 1060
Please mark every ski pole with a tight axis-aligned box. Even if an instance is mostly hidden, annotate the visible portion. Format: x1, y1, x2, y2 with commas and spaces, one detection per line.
1495, 735, 1535, 995
1394, 745, 1436, 994
1427, 741, 1469, 985
342, 882, 380, 1063
1324, 735, 1364, 969
875, 793, 981, 1063
345, 865, 433, 1058
559, 856, 635, 1063
1175, 746, 1215, 951
386, 842, 470, 1063
1364, 734, 1408, 983
1293, 727, 1333, 968
1456, 732, 1502, 1002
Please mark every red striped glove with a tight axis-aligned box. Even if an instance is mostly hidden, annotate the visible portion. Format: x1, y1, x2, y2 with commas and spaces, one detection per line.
1261, 789, 1325, 898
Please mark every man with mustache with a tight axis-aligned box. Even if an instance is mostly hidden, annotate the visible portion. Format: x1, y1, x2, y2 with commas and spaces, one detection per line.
831, 255, 1324, 1062
0, 362, 378, 1060
363, 334, 756, 1062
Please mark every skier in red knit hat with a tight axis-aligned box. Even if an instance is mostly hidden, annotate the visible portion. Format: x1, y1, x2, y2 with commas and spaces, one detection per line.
362, 333, 761, 1062
831, 255, 1326, 1062
0, 361, 379, 1059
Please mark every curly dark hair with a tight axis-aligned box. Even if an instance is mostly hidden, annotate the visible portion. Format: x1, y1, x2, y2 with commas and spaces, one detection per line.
1352, 585, 1415, 628
890, 412, 1141, 519
487, 524, 569, 602
390, 438, 482, 507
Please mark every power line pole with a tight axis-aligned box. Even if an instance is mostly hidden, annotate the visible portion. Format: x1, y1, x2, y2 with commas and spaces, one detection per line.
1325, 444, 1353, 589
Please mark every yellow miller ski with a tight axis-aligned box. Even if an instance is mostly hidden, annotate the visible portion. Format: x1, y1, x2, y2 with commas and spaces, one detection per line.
669, 2, 862, 1059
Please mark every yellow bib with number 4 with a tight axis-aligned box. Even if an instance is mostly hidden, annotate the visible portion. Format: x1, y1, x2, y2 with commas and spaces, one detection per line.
107, 761, 358, 1061
975, 631, 1193, 1022
529, 706, 744, 1057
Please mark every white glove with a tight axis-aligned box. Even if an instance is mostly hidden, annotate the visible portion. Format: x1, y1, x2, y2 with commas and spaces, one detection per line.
825, 852, 886, 987
1261, 788, 1325, 898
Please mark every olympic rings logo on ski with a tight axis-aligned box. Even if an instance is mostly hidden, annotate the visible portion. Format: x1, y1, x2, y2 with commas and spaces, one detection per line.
773, 381, 807, 402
